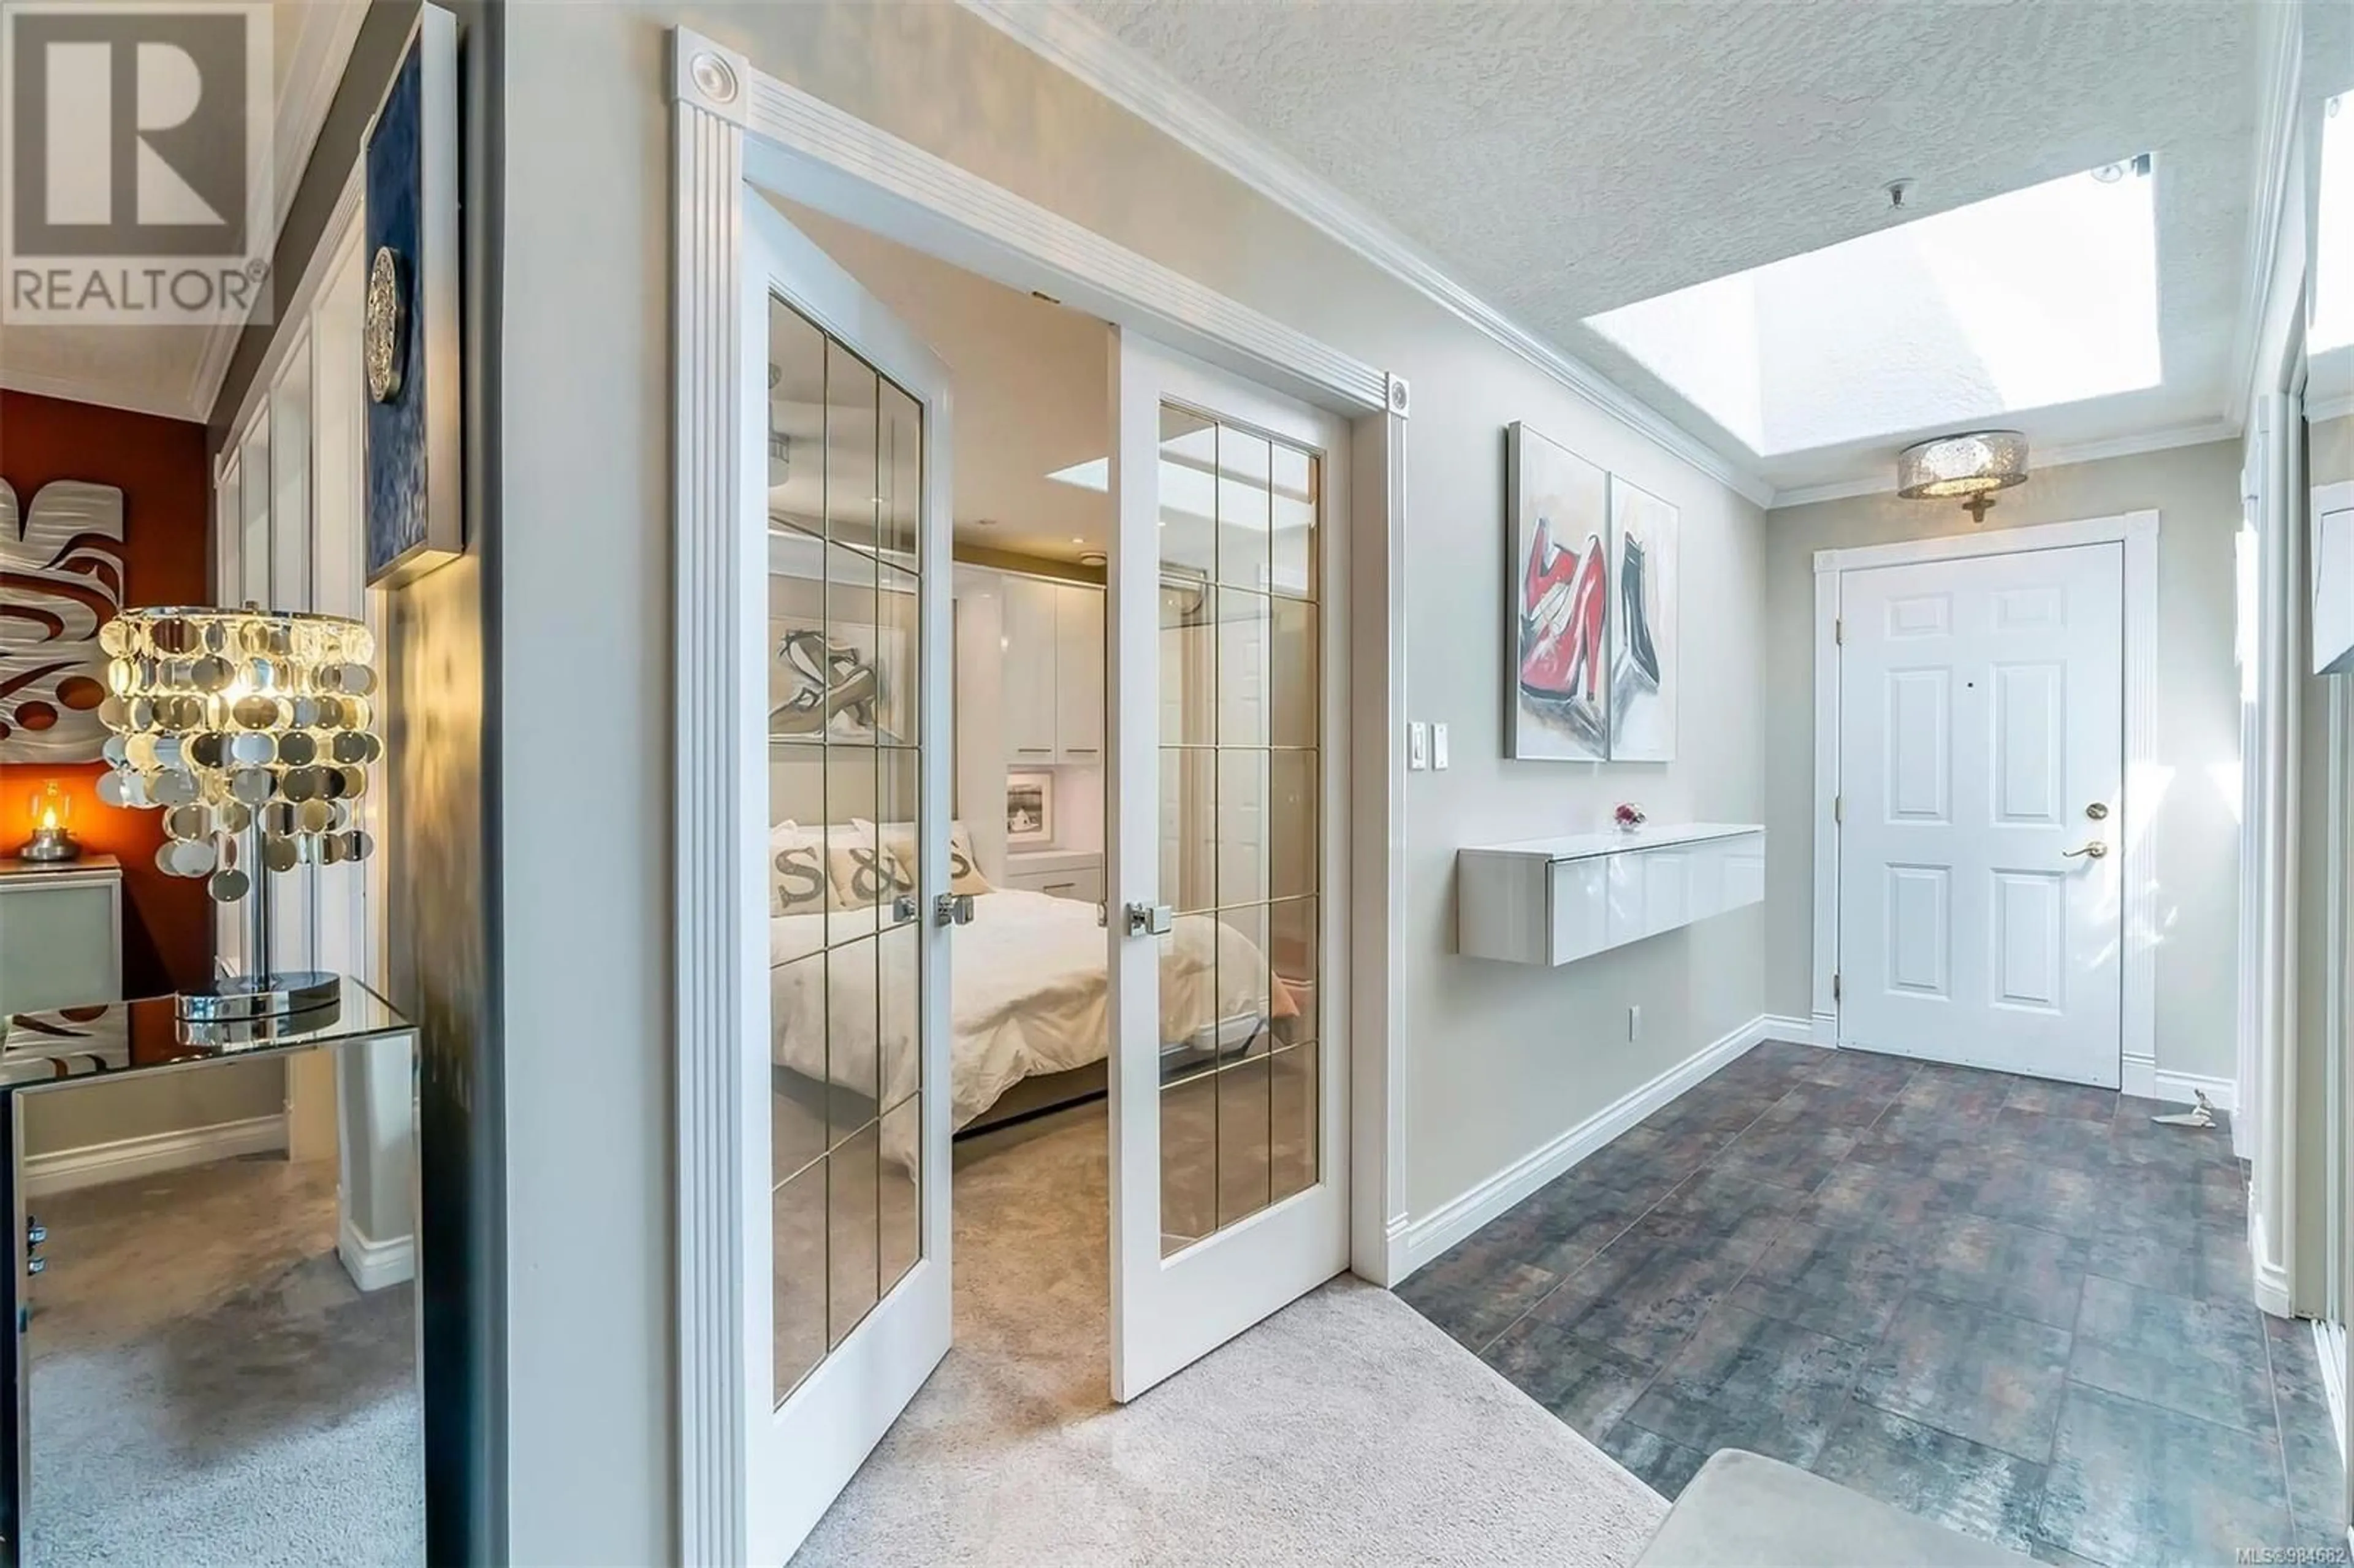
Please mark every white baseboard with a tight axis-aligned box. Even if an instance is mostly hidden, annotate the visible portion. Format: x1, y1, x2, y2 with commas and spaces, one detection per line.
2150, 1067, 2237, 1113
24, 1114, 286, 1198
1396, 1013, 1774, 1281
1759, 1014, 1831, 1049
337, 1212, 416, 1293
2315, 1319, 2347, 1466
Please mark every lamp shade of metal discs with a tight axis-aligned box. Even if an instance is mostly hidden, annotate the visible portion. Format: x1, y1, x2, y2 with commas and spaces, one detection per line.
94, 606, 381, 1020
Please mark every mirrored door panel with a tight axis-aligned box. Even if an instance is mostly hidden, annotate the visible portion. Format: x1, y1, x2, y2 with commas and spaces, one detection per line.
763, 289, 926, 1404
1153, 405, 1322, 1255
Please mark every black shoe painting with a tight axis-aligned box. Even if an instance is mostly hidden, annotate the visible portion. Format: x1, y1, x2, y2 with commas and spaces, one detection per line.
1619, 533, 1661, 690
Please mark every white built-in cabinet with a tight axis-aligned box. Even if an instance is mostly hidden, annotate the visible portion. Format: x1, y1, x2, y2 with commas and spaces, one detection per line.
1000, 574, 1103, 764
1002, 576, 1057, 761
1457, 824, 1767, 967
1054, 582, 1104, 764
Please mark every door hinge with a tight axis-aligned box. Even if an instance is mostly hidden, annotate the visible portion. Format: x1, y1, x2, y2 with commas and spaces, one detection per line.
1834, 794, 1843, 824
1834, 616, 1844, 646
1832, 973, 1842, 1002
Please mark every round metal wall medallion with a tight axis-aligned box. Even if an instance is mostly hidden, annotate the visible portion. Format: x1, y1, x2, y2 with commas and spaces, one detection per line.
365, 245, 406, 403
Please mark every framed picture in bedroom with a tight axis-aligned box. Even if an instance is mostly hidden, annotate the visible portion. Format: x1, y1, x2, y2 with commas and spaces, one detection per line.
1005, 771, 1054, 846
1506, 422, 1610, 761
1607, 476, 1678, 761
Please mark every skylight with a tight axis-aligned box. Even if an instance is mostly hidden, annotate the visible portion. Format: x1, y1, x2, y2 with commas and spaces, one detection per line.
2312, 94, 2352, 354
1584, 162, 2162, 456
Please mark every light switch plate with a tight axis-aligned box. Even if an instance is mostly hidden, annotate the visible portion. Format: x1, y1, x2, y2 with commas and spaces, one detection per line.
1407, 721, 1430, 771
1432, 722, 1450, 770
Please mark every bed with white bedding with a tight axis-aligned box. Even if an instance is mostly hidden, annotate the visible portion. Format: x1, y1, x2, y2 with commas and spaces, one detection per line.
771, 887, 1292, 1143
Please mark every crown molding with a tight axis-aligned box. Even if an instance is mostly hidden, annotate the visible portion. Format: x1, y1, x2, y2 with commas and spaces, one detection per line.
2310, 391, 2354, 425
956, 0, 1775, 508
2225, 2, 2303, 427
1769, 418, 2239, 510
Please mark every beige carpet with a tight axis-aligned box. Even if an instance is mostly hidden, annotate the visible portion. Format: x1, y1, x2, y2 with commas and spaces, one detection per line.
793, 1108, 1667, 1567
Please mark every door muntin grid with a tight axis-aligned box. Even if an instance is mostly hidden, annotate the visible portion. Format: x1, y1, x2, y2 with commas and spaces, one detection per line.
1156, 402, 1322, 1256
766, 292, 926, 1404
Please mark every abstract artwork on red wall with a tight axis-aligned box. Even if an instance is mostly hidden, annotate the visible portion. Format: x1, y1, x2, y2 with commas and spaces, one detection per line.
1, 390, 213, 996
1, 478, 126, 764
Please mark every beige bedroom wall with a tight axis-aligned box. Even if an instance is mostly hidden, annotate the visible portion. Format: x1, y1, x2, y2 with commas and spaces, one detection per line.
500, 4, 1763, 1558
1764, 440, 2247, 1084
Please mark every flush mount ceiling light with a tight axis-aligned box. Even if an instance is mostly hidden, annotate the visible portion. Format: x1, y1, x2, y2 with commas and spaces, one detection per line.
1897, 430, 2029, 523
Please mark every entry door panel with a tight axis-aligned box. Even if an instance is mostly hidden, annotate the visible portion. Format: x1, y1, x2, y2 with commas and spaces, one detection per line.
1838, 543, 2123, 1084
1110, 333, 1349, 1401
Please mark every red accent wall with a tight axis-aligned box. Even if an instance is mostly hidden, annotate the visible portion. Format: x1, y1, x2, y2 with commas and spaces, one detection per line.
1, 390, 214, 997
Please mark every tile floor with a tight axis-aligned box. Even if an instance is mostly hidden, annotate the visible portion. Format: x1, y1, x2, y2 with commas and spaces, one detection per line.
1398, 1039, 2350, 1566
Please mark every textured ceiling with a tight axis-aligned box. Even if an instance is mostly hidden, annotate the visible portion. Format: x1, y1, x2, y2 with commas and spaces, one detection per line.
1064, 0, 2266, 494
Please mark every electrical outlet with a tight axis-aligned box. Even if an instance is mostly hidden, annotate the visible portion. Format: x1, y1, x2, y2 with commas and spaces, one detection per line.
1432, 722, 1450, 770
1407, 721, 1430, 771
1628, 1005, 1642, 1041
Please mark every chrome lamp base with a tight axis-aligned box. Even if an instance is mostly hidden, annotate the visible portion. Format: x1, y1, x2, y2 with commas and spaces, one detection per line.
175, 970, 341, 1024
17, 831, 80, 863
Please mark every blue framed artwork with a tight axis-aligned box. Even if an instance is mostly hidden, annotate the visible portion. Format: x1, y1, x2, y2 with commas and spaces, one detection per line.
363, 5, 460, 586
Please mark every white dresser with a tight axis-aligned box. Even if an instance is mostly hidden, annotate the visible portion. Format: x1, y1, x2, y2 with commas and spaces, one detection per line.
1457, 824, 1765, 966
1002, 848, 1103, 904
0, 856, 123, 1018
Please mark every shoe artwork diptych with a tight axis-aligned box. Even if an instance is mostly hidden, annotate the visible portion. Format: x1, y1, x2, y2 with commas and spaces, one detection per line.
1506, 422, 1678, 763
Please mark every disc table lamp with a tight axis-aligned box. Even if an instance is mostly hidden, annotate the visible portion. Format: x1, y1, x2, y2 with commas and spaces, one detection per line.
94, 606, 383, 1022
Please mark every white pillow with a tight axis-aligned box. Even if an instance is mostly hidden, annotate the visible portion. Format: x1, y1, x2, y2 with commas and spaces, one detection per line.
857, 817, 991, 896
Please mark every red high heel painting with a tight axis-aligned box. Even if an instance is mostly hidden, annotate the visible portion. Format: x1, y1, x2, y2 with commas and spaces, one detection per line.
1519, 516, 1607, 705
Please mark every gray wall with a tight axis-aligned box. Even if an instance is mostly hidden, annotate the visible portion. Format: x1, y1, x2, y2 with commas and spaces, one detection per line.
2301, 413, 2353, 1319
1765, 441, 2247, 1083
500, 3, 1767, 1557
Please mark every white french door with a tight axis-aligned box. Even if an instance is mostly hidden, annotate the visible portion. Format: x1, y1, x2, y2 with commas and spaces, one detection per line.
1108, 333, 1350, 1401
741, 197, 953, 1559
1837, 541, 2124, 1084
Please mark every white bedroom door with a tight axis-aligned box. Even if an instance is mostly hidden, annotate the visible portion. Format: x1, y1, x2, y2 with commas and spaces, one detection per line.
742, 197, 954, 1559
1107, 332, 1351, 1401
1836, 541, 2124, 1084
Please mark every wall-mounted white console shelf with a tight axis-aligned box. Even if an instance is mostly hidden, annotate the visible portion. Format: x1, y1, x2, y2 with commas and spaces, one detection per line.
1457, 823, 1766, 966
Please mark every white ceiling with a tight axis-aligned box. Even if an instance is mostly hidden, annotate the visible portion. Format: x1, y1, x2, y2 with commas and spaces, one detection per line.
1046, 0, 2271, 499
776, 199, 1112, 563
0, 1, 363, 425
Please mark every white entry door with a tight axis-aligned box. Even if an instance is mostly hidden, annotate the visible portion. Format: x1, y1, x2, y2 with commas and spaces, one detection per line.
744, 197, 953, 1559
1107, 333, 1350, 1401
1837, 541, 2124, 1084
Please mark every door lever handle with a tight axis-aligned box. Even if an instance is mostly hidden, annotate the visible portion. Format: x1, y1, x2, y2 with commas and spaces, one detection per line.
2062, 841, 2109, 859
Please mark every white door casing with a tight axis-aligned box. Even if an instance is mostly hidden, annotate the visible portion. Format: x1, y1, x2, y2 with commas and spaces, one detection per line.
669, 28, 1405, 1557
1835, 541, 2125, 1084
1109, 332, 1351, 1401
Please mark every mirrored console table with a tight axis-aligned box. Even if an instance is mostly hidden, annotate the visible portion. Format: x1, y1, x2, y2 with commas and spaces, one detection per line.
0, 978, 421, 1566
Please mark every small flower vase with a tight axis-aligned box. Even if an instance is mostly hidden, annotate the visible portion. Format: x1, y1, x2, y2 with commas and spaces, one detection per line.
1613, 804, 1647, 834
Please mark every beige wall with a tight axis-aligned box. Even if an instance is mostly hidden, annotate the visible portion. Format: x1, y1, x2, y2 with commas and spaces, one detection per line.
1765, 441, 2246, 1083
502, 3, 1767, 1557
